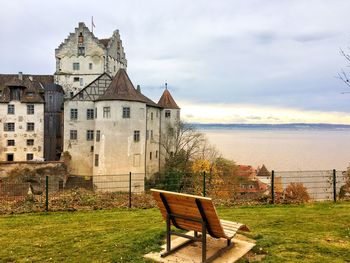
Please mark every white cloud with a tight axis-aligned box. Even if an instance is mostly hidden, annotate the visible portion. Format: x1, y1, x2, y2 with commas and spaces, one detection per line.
179, 101, 350, 124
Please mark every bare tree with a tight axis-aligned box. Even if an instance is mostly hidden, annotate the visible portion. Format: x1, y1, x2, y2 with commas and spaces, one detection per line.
338, 48, 350, 92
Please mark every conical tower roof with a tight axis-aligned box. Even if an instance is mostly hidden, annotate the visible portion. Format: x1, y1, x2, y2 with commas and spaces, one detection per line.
257, 164, 271, 177
158, 88, 180, 109
96, 69, 158, 107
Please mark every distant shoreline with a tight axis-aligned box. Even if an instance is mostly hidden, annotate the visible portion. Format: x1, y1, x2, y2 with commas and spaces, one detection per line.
192, 123, 350, 131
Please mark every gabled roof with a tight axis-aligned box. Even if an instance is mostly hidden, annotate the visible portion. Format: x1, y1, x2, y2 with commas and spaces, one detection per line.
96, 69, 159, 107
158, 88, 180, 109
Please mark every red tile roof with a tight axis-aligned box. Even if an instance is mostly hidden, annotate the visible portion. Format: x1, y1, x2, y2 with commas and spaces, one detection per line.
157, 89, 180, 109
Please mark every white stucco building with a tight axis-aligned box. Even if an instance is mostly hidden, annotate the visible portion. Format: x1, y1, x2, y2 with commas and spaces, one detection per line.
63, 69, 180, 190
0, 74, 45, 161
55, 22, 127, 98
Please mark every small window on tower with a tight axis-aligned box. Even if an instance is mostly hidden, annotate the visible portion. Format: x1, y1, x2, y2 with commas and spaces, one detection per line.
78, 47, 85, 56
89, 63, 93, 70
165, 110, 171, 118
78, 32, 84, 43
74, 77, 80, 82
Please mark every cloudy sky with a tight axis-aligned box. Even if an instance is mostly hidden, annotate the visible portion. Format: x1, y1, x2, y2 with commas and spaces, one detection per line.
1, 0, 350, 124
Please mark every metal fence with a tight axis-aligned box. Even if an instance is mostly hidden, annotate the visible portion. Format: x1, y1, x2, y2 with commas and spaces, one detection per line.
0, 169, 349, 213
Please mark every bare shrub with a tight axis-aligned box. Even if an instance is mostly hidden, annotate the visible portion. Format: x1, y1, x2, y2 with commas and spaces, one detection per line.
284, 183, 310, 204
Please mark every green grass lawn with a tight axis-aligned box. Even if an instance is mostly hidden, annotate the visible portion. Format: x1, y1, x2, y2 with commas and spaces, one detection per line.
0, 203, 349, 262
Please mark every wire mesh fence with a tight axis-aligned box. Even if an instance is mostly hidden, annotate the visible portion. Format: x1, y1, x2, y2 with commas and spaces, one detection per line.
0, 169, 349, 213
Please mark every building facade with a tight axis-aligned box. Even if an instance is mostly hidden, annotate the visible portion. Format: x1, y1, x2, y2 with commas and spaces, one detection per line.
0, 73, 64, 162
0, 74, 46, 161
63, 69, 180, 185
55, 22, 127, 98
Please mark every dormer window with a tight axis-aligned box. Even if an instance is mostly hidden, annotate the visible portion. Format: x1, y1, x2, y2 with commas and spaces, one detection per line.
26, 92, 34, 97
78, 32, 84, 44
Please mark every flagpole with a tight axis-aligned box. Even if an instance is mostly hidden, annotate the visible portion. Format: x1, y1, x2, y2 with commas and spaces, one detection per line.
91, 16, 94, 33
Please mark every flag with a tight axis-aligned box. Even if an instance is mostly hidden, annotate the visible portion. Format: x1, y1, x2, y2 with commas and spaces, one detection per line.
91, 16, 95, 33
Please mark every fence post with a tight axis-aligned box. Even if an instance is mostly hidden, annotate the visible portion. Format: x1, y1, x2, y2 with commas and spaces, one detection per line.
271, 170, 275, 204
203, 171, 206, 197
333, 169, 337, 202
45, 175, 49, 211
129, 172, 132, 208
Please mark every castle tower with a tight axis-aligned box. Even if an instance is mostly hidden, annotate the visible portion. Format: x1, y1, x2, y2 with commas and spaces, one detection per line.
158, 84, 180, 165
54, 22, 127, 98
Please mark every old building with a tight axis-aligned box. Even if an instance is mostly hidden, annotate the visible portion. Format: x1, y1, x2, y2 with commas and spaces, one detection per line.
0, 73, 46, 161
55, 22, 127, 98
63, 69, 180, 188
0, 73, 64, 162
0, 22, 181, 190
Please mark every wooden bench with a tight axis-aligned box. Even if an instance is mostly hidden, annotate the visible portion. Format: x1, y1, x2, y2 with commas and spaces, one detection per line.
151, 189, 250, 263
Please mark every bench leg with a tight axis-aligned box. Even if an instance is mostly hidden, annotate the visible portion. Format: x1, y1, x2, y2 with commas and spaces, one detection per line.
202, 223, 207, 262
166, 215, 171, 253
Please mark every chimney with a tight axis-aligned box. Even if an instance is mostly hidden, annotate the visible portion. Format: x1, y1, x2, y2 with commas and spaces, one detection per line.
18, 72, 23, 81
136, 85, 141, 93
28, 76, 33, 81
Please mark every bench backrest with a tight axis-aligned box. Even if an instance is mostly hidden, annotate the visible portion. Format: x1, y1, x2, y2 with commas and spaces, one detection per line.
151, 189, 224, 238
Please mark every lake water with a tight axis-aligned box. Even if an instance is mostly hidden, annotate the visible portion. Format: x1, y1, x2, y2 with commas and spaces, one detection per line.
200, 128, 350, 171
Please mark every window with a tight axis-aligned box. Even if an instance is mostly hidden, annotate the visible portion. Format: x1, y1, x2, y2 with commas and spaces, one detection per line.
70, 109, 78, 120
94, 154, 99, 167
86, 130, 94, 141
89, 63, 93, 70
103, 107, 110, 118
78, 46, 85, 56
156, 150, 158, 158
70, 130, 77, 140
96, 130, 100, 142
70, 92, 74, 98
150, 152, 152, 160
26, 92, 34, 97
26, 153, 34, 161
78, 32, 84, 43
87, 109, 94, 120
122, 107, 130, 118
80, 78, 83, 86
146, 130, 149, 140
8, 105, 14, 114
150, 130, 153, 140
74, 77, 80, 82
95, 154, 99, 167
4, 123, 15, 131
177, 110, 180, 119
27, 104, 34, 114
134, 130, 140, 142
7, 153, 14, 161
165, 110, 171, 118
27, 122, 34, 131
27, 139, 34, 146
73, 63, 80, 70
7, 140, 15, 146
150, 112, 153, 120
95, 108, 97, 118
90, 146, 94, 152
79, 92, 84, 99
